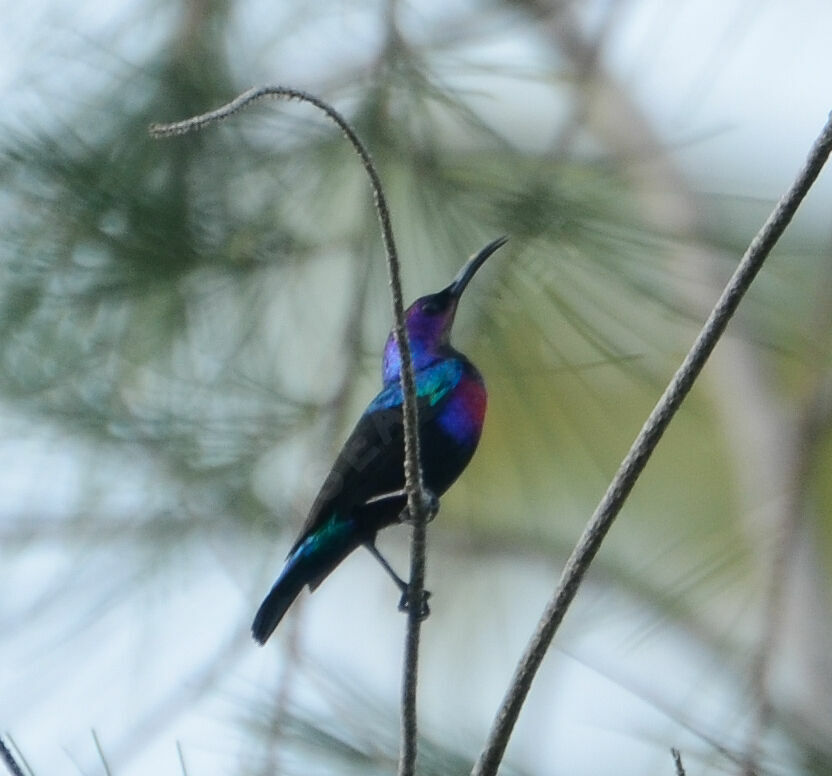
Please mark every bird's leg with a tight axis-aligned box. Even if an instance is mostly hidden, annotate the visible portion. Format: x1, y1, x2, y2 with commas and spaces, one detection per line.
365, 487, 439, 525
364, 541, 407, 592
364, 488, 407, 506
363, 541, 431, 620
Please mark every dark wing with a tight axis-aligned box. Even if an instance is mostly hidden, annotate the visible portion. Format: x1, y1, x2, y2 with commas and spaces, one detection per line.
287, 384, 449, 557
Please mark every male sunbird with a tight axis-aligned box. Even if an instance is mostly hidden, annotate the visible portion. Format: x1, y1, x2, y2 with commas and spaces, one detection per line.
252, 237, 507, 644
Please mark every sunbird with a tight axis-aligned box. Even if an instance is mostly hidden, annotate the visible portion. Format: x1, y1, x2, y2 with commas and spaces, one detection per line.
252, 236, 507, 644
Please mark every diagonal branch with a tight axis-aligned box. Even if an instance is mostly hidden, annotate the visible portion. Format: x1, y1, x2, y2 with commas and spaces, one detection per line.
150, 85, 429, 776
0, 737, 26, 776
472, 110, 832, 776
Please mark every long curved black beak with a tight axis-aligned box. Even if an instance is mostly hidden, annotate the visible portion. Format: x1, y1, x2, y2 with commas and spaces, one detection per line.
448, 236, 508, 299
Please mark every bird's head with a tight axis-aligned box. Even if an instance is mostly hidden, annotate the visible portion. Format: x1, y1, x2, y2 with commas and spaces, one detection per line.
382, 236, 507, 383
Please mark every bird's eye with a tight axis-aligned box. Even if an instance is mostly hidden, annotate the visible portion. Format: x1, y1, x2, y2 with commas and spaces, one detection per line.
422, 299, 441, 315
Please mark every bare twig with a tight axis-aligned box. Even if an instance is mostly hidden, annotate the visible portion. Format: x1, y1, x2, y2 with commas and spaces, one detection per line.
0, 737, 26, 776
671, 748, 686, 776
151, 85, 428, 776
472, 111, 832, 776
92, 729, 113, 776
176, 740, 189, 776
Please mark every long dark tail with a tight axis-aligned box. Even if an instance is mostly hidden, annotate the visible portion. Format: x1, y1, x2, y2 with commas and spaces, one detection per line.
252, 499, 409, 645
251, 564, 307, 645
251, 517, 363, 645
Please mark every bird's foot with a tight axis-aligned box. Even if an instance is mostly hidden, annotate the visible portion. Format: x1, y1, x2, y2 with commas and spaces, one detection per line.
398, 586, 431, 620
422, 489, 439, 522
400, 488, 439, 525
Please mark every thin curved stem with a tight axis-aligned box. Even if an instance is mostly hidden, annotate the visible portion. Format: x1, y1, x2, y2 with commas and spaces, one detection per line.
472, 110, 832, 776
671, 748, 687, 776
151, 85, 429, 776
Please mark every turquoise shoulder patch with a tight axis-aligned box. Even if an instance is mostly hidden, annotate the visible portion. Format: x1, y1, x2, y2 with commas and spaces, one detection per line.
367, 359, 463, 412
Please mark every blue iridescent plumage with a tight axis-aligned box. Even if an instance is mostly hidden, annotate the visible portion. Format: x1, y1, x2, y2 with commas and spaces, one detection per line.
368, 359, 463, 412
252, 237, 507, 644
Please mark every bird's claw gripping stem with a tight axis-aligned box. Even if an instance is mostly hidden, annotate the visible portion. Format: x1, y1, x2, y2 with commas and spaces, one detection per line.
398, 586, 431, 620
363, 542, 431, 619
401, 488, 439, 525
423, 489, 439, 522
